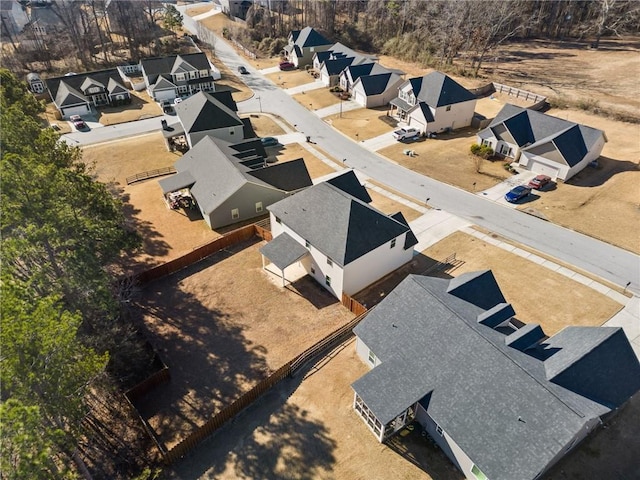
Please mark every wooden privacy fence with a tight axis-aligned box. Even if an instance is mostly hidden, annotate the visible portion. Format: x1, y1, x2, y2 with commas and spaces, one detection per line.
134, 224, 257, 285
162, 309, 369, 464
126, 167, 176, 185
342, 293, 368, 316
254, 218, 272, 241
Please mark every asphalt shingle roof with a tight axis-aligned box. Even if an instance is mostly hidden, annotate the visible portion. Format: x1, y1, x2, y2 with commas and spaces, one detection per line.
352, 273, 640, 480
267, 171, 416, 267
403, 71, 476, 107
175, 91, 243, 134
359, 73, 395, 95
259, 232, 310, 271
293, 26, 331, 48
45, 68, 126, 108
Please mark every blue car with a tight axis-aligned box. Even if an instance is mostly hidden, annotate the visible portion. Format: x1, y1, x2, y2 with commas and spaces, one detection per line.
260, 137, 279, 147
505, 185, 532, 203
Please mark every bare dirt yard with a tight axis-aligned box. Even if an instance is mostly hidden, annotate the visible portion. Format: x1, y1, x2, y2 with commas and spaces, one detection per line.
325, 106, 398, 141
293, 88, 342, 110
133, 240, 355, 450
379, 128, 513, 192
265, 69, 317, 89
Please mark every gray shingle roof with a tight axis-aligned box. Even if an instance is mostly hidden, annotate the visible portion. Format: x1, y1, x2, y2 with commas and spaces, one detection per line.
358, 73, 394, 96
259, 232, 310, 270
45, 68, 126, 108
175, 91, 243, 134
267, 172, 416, 267
325, 170, 371, 203
403, 71, 476, 108
140, 52, 210, 76
479, 105, 606, 167
168, 137, 311, 215
352, 273, 640, 480
158, 170, 195, 194
293, 26, 331, 48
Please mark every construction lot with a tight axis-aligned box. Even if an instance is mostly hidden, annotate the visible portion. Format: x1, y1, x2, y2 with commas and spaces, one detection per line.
133, 239, 355, 450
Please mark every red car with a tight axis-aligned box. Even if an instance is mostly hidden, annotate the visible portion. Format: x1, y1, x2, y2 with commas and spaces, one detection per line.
279, 61, 295, 71
69, 114, 87, 130
527, 174, 552, 190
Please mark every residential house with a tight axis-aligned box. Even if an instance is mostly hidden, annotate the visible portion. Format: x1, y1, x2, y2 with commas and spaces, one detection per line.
312, 43, 376, 87
172, 90, 245, 148
140, 52, 215, 103
219, 0, 252, 20
477, 104, 608, 181
352, 271, 640, 480
159, 136, 312, 229
339, 62, 395, 92
260, 171, 418, 298
352, 73, 404, 108
45, 69, 131, 118
283, 26, 332, 68
389, 71, 476, 134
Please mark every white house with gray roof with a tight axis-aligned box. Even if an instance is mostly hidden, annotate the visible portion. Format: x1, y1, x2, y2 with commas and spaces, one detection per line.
477, 104, 607, 181
283, 26, 333, 68
260, 171, 418, 298
352, 271, 640, 480
173, 90, 245, 148
159, 136, 312, 229
351, 72, 404, 108
140, 52, 215, 102
390, 71, 477, 134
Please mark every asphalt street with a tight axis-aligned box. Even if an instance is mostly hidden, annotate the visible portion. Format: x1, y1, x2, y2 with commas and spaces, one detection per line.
66, 5, 639, 295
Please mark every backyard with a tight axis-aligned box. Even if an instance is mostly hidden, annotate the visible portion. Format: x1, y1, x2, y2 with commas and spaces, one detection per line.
133, 239, 355, 450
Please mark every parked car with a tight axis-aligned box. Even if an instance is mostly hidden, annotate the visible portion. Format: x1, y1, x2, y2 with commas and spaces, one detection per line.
504, 185, 532, 203
392, 127, 419, 141
279, 61, 295, 71
260, 136, 279, 147
174, 97, 183, 104
69, 114, 87, 130
527, 174, 552, 190
237, 65, 249, 74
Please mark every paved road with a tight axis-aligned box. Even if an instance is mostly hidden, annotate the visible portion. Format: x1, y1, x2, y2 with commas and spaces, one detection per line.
75, 6, 636, 294
192, 16, 640, 294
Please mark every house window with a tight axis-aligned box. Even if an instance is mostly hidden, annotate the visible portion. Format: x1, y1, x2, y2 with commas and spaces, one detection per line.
368, 350, 377, 366
310, 266, 315, 275
436, 424, 443, 436
326, 257, 333, 267
255, 202, 263, 213
229, 128, 235, 135
305, 240, 310, 248
471, 465, 489, 480
390, 238, 396, 249
175, 73, 185, 82
325, 275, 331, 286
275, 216, 282, 224
189, 71, 198, 79
231, 208, 239, 219
310, 46, 315, 52
446, 105, 452, 111
178, 85, 188, 93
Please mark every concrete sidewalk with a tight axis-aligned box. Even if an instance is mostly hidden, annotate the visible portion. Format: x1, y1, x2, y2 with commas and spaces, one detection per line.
604, 296, 640, 358
314, 100, 361, 118
283, 81, 325, 96
259, 66, 280, 75
360, 131, 398, 151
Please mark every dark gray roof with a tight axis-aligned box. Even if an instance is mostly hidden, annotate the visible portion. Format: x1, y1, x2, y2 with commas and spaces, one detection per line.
323, 57, 356, 76
267, 173, 416, 267
293, 26, 331, 48
358, 73, 394, 96
403, 71, 476, 108
259, 232, 310, 270
352, 273, 640, 480
140, 53, 210, 77
325, 170, 371, 203
175, 91, 243, 134
169, 136, 311, 215
479, 105, 606, 167
390, 212, 418, 249
45, 68, 126, 108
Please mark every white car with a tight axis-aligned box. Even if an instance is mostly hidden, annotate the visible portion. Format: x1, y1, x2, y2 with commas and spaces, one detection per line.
174, 97, 183, 104
392, 127, 419, 141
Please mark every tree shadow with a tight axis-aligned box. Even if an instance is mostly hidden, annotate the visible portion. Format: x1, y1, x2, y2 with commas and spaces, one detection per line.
130, 243, 271, 450
565, 156, 639, 188
385, 424, 464, 480
164, 366, 337, 480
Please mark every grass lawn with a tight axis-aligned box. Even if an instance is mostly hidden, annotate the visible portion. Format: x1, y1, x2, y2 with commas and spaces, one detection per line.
265, 69, 317, 88
293, 88, 341, 110
325, 106, 398, 141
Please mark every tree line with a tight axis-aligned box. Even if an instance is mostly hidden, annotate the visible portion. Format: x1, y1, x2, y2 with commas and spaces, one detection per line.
0, 69, 151, 479
240, 0, 640, 74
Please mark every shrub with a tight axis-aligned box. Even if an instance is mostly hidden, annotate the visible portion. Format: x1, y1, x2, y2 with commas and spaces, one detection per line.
470, 143, 493, 159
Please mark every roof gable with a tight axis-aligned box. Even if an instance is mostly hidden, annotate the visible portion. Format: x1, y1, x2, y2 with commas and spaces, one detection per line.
295, 26, 331, 48
247, 158, 312, 192
326, 170, 372, 203
413, 71, 475, 107
358, 73, 394, 95
176, 91, 243, 133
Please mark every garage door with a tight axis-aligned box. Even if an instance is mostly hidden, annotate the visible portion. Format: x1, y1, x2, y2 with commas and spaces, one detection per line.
354, 92, 366, 107
530, 161, 560, 179
408, 117, 425, 134
155, 90, 175, 102
62, 104, 91, 118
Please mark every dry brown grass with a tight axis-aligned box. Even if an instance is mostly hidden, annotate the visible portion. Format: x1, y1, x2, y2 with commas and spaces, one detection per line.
292, 88, 341, 110
265, 69, 317, 88
368, 188, 423, 222
379, 128, 512, 192
96, 90, 162, 125
325, 106, 397, 141
242, 114, 286, 136
422, 231, 622, 335
275, 143, 336, 179
185, 4, 214, 17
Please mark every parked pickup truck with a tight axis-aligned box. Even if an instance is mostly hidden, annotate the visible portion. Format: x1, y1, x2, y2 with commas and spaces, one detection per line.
392, 127, 420, 141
